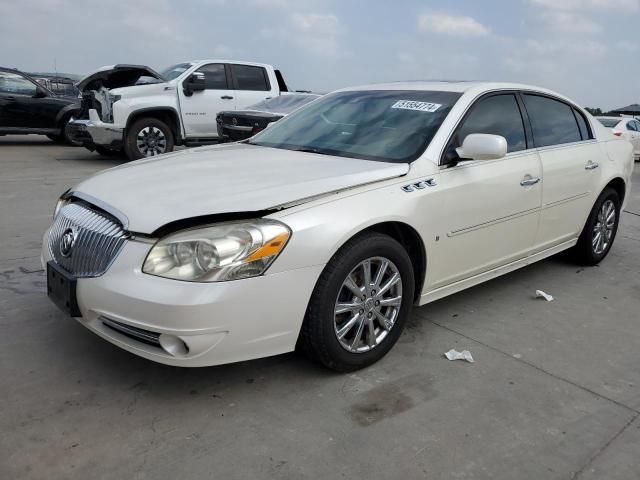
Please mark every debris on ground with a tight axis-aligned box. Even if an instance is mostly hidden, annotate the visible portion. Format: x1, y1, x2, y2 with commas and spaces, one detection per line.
444, 349, 475, 363
535, 290, 554, 302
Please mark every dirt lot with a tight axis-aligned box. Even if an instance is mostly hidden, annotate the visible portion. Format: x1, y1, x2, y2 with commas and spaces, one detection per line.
1, 135, 639, 480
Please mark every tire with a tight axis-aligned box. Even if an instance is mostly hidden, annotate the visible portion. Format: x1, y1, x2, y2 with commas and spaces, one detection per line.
124, 117, 174, 161
573, 187, 621, 265
95, 145, 122, 157
299, 233, 415, 372
62, 120, 82, 147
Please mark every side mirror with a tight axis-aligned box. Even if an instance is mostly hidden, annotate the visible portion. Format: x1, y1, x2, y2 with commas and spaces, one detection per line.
34, 87, 48, 98
183, 72, 206, 96
456, 133, 507, 161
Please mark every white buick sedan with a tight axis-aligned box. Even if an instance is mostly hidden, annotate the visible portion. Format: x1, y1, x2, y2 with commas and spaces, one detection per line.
43, 82, 634, 371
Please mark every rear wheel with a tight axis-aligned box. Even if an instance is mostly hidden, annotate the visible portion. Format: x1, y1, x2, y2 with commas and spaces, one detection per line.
124, 117, 174, 160
299, 233, 415, 372
573, 188, 620, 265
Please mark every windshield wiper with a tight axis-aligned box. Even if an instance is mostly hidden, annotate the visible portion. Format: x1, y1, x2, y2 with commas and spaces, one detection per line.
292, 147, 327, 155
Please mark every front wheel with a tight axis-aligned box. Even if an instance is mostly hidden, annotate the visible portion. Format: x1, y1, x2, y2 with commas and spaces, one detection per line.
299, 233, 415, 372
62, 121, 82, 146
124, 117, 174, 161
573, 187, 621, 265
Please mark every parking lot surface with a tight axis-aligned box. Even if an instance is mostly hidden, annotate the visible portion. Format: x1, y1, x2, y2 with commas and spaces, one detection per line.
1, 135, 639, 480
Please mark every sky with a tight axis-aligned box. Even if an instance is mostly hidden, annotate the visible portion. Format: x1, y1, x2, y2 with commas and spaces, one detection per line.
0, 0, 638, 110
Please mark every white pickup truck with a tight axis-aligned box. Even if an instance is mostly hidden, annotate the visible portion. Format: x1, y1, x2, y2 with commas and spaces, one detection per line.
69, 60, 289, 160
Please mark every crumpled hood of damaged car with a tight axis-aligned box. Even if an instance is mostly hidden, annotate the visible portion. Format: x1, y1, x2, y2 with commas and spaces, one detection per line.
73, 143, 409, 234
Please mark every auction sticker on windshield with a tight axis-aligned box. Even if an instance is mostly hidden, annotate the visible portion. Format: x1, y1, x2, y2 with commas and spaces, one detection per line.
391, 100, 442, 112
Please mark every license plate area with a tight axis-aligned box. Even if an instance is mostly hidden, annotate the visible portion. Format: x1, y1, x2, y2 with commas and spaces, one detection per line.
47, 261, 81, 317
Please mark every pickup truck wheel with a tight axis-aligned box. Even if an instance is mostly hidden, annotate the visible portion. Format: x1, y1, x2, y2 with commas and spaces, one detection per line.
299, 233, 415, 372
573, 187, 620, 265
125, 117, 174, 160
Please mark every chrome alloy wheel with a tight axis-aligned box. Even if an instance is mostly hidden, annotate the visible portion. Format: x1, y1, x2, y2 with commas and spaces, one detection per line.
136, 126, 167, 157
592, 199, 616, 255
333, 257, 403, 353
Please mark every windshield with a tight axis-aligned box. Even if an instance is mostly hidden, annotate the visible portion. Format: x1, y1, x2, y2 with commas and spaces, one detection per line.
597, 118, 621, 128
248, 94, 321, 114
249, 90, 461, 163
160, 63, 193, 81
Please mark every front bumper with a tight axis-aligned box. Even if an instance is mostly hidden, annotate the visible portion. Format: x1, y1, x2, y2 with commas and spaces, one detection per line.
42, 236, 324, 367
68, 111, 124, 151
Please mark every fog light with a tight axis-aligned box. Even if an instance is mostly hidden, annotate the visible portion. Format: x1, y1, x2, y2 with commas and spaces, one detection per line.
159, 334, 189, 357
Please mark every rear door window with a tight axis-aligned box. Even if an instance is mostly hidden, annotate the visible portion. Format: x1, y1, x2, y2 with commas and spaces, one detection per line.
522, 94, 582, 147
626, 121, 637, 131
454, 94, 527, 153
230, 65, 270, 91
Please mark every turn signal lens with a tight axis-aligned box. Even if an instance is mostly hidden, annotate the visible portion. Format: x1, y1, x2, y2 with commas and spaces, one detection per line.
142, 219, 291, 282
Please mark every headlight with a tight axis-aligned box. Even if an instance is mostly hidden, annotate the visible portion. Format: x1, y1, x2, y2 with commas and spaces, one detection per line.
142, 219, 291, 282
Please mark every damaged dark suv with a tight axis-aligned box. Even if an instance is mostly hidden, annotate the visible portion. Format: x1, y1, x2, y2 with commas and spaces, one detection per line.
0, 67, 80, 145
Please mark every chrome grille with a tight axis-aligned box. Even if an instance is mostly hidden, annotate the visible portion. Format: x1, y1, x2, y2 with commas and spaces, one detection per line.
48, 202, 129, 277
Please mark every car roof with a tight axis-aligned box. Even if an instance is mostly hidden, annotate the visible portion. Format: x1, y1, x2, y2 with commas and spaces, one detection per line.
336, 81, 580, 102
0, 66, 25, 74
188, 59, 274, 68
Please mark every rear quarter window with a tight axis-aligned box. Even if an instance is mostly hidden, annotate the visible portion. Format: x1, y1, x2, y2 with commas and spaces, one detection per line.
573, 109, 592, 140
523, 94, 582, 147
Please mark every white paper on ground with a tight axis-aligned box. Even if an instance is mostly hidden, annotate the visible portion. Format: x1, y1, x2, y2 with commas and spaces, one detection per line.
535, 290, 554, 301
444, 349, 475, 363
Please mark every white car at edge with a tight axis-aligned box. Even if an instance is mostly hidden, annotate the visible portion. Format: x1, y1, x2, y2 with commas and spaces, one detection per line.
43, 81, 634, 371
596, 116, 640, 161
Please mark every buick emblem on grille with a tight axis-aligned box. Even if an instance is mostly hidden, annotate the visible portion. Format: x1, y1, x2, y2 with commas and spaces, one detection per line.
232, 117, 238, 126
59, 228, 76, 258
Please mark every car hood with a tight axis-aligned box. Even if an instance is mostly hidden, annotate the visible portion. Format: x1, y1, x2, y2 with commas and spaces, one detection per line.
77, 64, 165, 91
72, 143, 410, 234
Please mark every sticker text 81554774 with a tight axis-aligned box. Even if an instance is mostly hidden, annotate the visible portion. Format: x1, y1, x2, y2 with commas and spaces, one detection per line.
391, 100, 442, 113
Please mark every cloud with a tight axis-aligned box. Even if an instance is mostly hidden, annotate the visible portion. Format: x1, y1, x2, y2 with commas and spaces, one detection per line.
530, 0, 639, 11
262, 12, 345, 57
539, 11, 602, 33
120, 0, 181, 40
504, 37, 607, 76
251, 0, 292, 6
418, 13, 490, 37
617, 40, 640, 51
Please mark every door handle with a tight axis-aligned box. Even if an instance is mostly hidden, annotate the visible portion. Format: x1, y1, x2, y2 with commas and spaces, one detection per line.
220, 95, 234, 100
520, 176, 541, 187
585, 161, 599, 170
